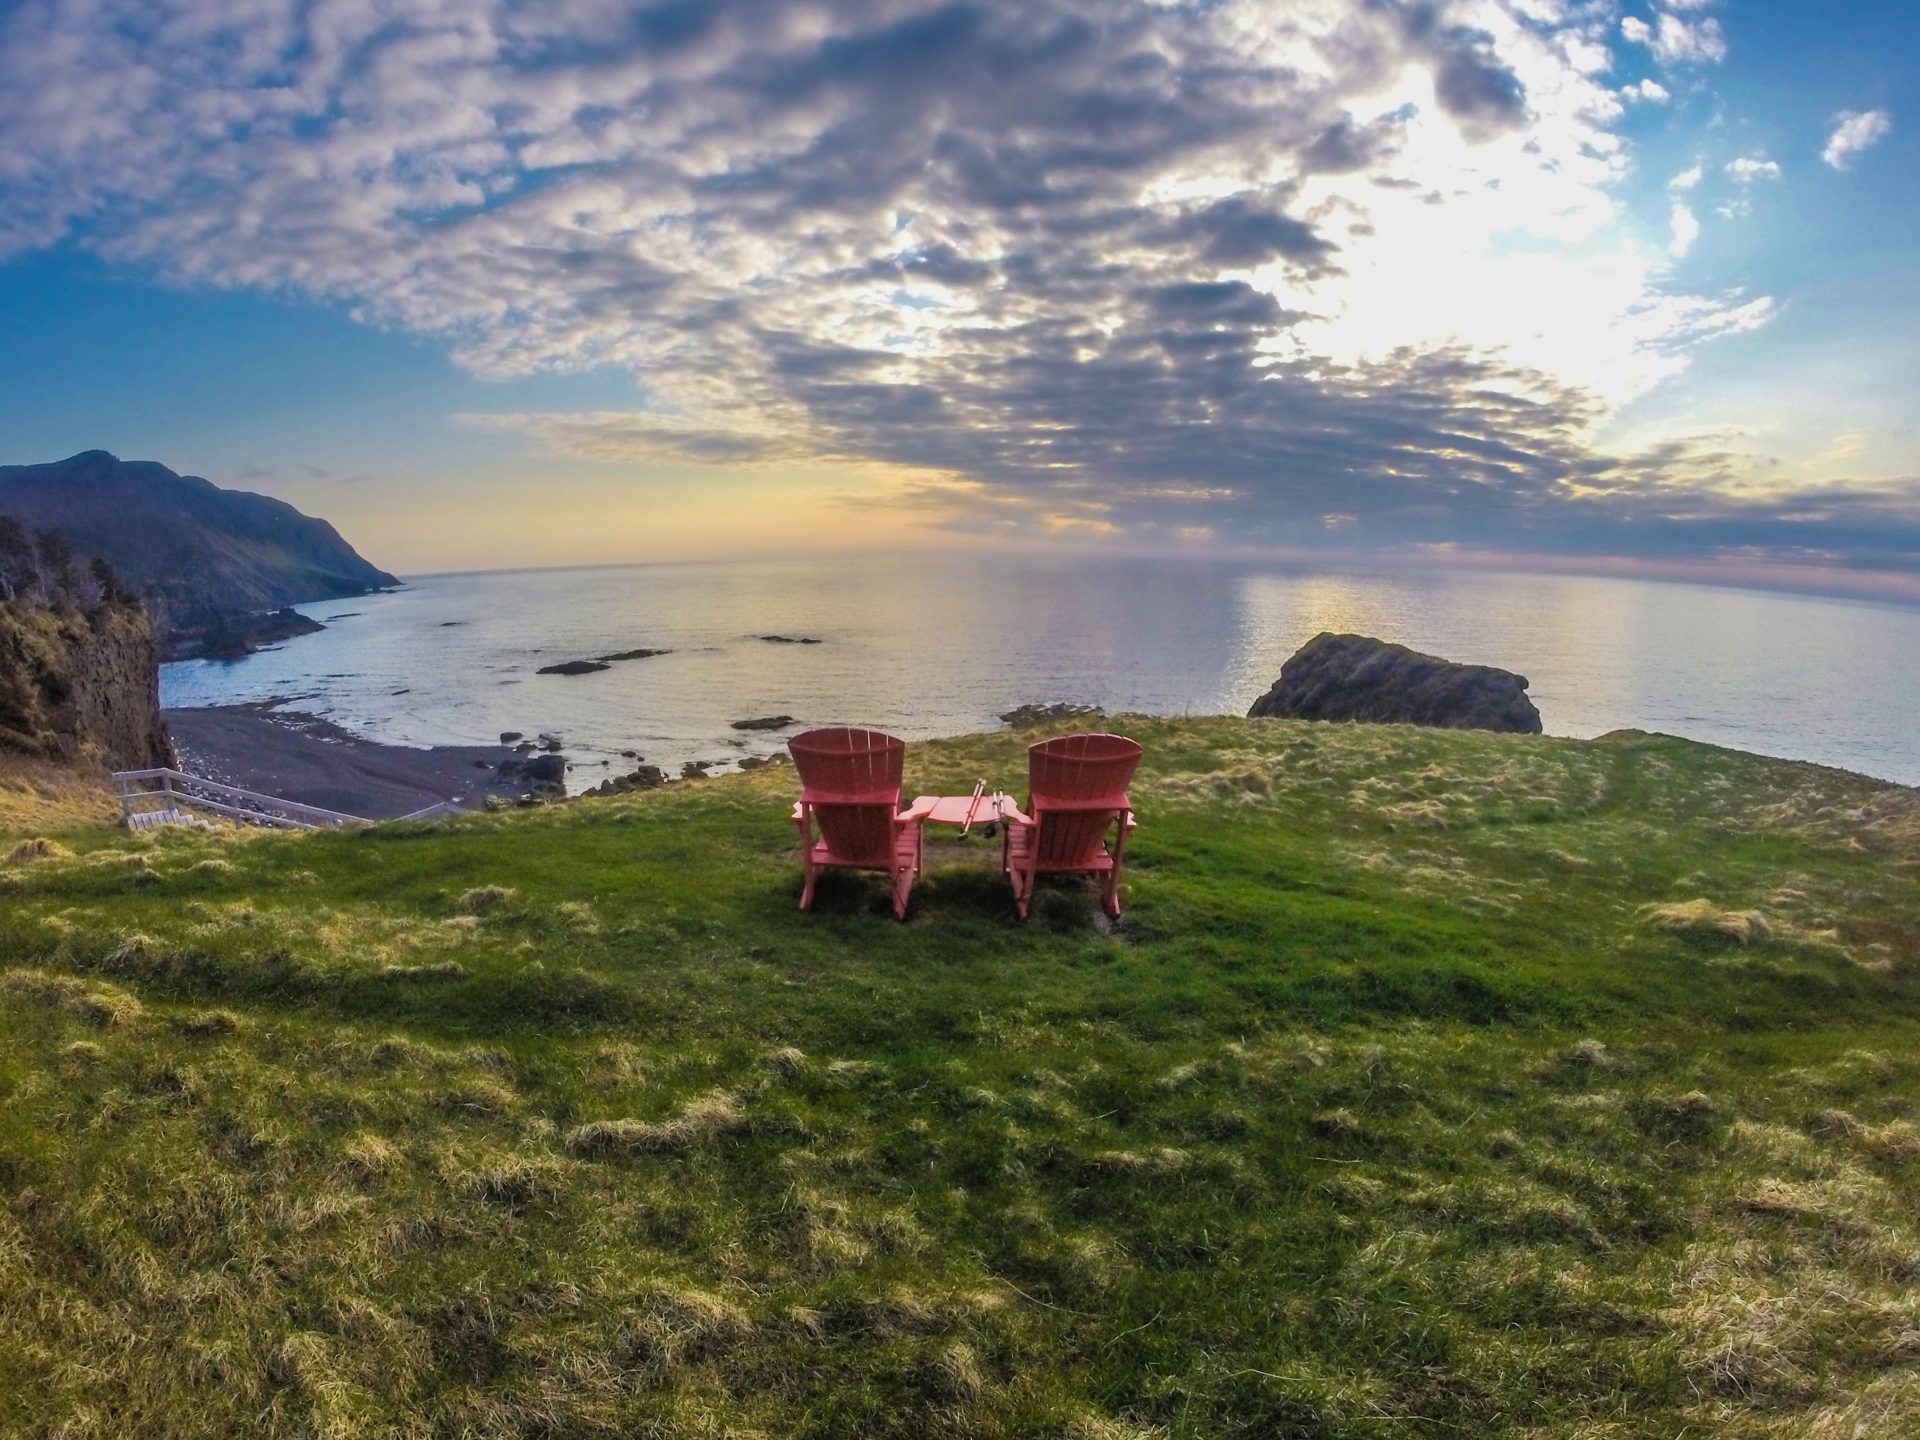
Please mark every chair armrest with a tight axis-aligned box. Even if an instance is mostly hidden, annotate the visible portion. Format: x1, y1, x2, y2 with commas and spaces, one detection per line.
898, 795, 940, 823
791, 800, 807, 822
1122, 810, 1137, 830
998, 799, 1033, 827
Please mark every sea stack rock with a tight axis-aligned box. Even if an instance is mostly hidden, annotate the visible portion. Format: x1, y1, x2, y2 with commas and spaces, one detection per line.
1248, 633, 1542, 734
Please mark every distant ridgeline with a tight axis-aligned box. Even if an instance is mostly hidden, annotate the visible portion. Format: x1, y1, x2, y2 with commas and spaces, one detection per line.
0, 451, 399, 658
0, 518, 173, 771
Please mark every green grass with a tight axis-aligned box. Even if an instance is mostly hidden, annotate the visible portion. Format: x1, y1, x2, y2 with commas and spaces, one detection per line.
2, 717, 1918, 1438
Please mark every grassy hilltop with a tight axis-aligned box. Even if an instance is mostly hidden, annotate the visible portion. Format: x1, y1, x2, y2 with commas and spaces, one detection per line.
2, 717, 1919, 1438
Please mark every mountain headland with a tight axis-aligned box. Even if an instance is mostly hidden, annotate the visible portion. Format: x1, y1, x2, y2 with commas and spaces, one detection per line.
0, 451, 398, 658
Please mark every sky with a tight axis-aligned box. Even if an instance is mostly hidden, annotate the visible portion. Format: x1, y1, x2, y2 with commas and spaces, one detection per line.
0, 0, 1914, 591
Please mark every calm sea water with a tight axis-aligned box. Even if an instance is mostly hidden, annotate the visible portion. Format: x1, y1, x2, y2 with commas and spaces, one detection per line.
159, 556, 1920, 788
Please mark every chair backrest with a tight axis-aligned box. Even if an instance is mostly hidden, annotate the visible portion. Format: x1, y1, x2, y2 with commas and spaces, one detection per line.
789, 727, 906, 865
1027, 733, 1143, 867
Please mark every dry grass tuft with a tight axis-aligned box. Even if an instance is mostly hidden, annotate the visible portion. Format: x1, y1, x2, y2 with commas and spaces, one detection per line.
759, 1045, 808, 1078
616, 1283, 756, 1379
934, 1341, 987, 1402
825, 1058, 882, 1086
338, 1134, 406, 1184
552, 899, 600, 933
1642, 898, 1773, 945
59, 1039, 105, 1071
1561, 1038, 1614, 1070
1308, 1108, 1367, 1141
1080, 1147, 1190, 1178
1, 968, 143, 1027
380, 960, 469, 982
104, 931, 168, 973
461, 1154, 571, 1208
1066, 1415, 1167, 1440
1810, 1108, 1865, 1139
454, 885, 515, 914
1855, 1120, 1920, 1163
566, 1089, 747, 1156
175, 1008, 243, 1038
0, 753, 119, 830
7, 835, 75, 863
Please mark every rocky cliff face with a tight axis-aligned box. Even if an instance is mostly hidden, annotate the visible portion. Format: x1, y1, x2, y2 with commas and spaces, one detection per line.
0, 600, 173, 771
0, 451, 398, 653
1248, 632, 1543, 734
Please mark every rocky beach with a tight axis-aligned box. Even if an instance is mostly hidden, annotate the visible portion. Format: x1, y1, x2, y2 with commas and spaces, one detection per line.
164, 702, 523, 818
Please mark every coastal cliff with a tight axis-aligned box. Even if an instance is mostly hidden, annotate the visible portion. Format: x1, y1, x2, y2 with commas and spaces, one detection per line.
0, 450, 398, 656
0, 599, 173, 771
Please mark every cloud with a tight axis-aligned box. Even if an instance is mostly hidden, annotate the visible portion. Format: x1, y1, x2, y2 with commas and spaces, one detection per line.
1621, 78, 1669, 105
1621, 11, 1728, 66
1668, 201, 1699, 258
1725, 153, 1782, 183
456, 412, 807, 466
1822, 108, 1893, 170
1, 0, 1898, 574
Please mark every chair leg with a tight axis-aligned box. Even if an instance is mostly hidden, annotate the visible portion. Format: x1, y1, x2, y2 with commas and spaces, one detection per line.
794, 814, 817, 913
1105, 817, 1133, 919
893, 866, 912, 921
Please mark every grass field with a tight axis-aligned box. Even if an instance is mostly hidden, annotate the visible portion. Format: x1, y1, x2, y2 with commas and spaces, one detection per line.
2, 716, 1918, 1438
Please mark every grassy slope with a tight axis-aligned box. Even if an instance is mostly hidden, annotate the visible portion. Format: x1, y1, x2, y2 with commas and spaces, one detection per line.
0, 755, 118, 834
2, 717, 1918, 1439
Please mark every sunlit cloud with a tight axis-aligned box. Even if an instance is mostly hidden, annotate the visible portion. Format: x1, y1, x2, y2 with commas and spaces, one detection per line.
1822, 108, 1893, 170
1725, 152, 1783, 183
1669, 201, 1701, 258
1620, 11, 1728, 66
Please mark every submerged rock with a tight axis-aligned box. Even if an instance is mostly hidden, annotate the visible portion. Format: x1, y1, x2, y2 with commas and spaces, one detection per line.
1247, 633, 1542, 734
584, 764, 667, 797
1000, 702, 1103, 728
731, 715, 796, 731
756, 634, 821, 644
498, 752, 567, 791
537, 659, 610, 676
596, 647, 670, 663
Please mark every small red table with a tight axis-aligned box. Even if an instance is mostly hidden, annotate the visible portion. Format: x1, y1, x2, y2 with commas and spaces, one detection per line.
914, 790, 1006, 833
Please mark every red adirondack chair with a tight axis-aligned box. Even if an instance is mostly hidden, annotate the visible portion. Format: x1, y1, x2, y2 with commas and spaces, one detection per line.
788, 727, 937, 919
1001, 733, 1144, 919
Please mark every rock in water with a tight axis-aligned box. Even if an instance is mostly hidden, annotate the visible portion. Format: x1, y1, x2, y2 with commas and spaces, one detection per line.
537, 659, 610, 676
1247, 633, 1542, 734
497, 752, 567, 795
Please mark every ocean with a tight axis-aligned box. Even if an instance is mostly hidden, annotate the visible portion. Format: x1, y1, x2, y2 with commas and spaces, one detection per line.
159, 555, 1920, 788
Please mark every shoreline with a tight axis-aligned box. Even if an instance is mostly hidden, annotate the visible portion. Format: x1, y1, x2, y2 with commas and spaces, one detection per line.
165, 702, 524, 819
